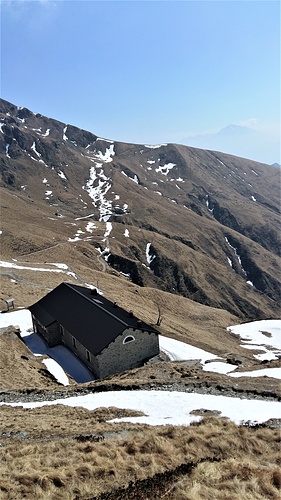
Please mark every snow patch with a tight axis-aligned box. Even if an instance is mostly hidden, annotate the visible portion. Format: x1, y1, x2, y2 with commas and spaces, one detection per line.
146, 243, 156, 265
227, 257, 233, 268
155, 163, 176, 175
75, 213, 95, 221
229, 368, 281, 380
225, 237, 246, 275
227, 320, 281, 362
40, 128, 50, 137
0, 310, 93, 384
3, 390, 280, 427
0, 260, 79, 280
58, 170, 67, 180
94, 144, 115, 163
31, 142, 41, 157
42, 359, 69, 386
96, 138, 114, 144
104, 222, 112, 239
122, 171, 139, 184
85, 222, 97, 233
68, 236, 81, 242
45, 190, 53, 199
83, 164, 112, 221
159, 336, 218, 364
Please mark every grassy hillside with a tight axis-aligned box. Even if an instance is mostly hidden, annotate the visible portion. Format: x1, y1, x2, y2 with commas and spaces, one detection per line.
0, 409, 280, 499
0, 98, 280, 500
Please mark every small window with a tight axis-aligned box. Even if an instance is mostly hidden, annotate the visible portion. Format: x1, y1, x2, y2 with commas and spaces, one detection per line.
123, 335, 135, 344
60, 325, 64, 336
72, 337, 76, 348
86, 350, 90, 362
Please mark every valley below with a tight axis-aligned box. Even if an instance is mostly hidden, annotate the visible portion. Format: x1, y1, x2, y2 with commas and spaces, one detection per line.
0, 98, 280, 499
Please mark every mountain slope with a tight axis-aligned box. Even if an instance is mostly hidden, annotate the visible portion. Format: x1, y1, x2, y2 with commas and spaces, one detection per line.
0, 98, 280, 319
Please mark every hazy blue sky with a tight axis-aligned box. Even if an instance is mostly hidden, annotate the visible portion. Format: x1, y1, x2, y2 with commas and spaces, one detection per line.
1, 0, 280, 164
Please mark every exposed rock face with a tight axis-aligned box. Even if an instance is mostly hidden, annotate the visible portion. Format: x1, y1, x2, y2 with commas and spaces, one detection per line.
0, 98, 280, 319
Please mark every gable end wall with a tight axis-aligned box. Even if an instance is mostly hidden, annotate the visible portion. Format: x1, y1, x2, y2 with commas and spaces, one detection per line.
97, 327, 159, 379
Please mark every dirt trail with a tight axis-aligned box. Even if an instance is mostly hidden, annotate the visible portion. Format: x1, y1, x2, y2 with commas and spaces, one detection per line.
0, 270, 51, 290
8, 218, 112, 277
0, 258, 92, 290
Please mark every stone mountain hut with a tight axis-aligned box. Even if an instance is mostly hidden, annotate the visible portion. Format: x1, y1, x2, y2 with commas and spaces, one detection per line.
29, 283, 160, 379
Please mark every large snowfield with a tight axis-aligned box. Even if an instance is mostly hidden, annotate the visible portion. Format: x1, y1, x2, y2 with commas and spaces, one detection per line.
3, 390, 281, 427
0, 309, 280, 426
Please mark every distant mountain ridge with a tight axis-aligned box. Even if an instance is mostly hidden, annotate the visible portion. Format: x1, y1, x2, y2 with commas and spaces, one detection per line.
0, 98, 280, 319
216, 124, 255, 137
183, 123, 279, 165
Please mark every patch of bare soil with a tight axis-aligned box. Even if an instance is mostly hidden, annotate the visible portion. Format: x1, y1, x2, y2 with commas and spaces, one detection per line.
260, 330, 273, 338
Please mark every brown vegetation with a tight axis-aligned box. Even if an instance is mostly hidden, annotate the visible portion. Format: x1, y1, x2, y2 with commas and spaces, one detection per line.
0, 413, 280, 499
0, 100, 280, 499
1, 323, 280, 397
0, 326, 70, 390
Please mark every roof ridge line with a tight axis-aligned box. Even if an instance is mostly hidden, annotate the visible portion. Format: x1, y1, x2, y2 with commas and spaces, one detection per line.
64, 283, 128, 327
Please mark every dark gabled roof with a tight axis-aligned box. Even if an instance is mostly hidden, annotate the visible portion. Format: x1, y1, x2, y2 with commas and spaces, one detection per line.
29, 283, 158, 356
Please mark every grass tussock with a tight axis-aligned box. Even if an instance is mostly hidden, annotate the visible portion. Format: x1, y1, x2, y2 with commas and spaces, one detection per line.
0, 416, 280, 499
167, 459, 281, 499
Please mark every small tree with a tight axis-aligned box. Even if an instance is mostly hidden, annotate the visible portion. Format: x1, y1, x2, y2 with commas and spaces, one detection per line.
156, 302, 163, 327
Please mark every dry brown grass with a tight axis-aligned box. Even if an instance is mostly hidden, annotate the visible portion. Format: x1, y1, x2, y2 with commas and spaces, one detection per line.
1, 183, 280, 499
1, 319, 280, 396
167, 460, 281, 499
1, 187, 279, 391
0, 413, 280, 499
0, 327, 64, 390
0, 404, 146, 439
1, 323, 280, 395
